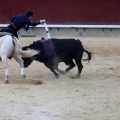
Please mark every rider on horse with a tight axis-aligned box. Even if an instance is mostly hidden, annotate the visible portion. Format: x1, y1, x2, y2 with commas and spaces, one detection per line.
0, 11, 45, 38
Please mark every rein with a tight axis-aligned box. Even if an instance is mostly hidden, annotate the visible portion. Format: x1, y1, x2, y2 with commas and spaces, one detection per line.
11, 23, 17, 30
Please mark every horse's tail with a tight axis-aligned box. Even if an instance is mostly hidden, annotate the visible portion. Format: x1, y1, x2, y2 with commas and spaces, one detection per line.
13, 37, 39, 57
17, 49, 39, 58
82, 49, 93, 62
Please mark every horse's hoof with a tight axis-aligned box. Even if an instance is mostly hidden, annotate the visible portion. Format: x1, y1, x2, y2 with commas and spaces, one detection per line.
21, 74, 26, 79
4, 80, 9, 84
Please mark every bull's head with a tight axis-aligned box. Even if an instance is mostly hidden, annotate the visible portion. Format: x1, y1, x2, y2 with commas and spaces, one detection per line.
22, 57, 33, 68
22, 41, 42, 67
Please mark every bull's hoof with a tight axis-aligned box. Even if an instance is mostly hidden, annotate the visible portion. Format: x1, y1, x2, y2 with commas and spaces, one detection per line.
59, 70, 66, 75
71, 75, 80, 79
56, 74, 60, 79
4, 80, 9, 84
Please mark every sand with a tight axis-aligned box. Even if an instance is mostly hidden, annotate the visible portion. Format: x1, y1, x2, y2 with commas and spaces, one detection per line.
0, 36, 120, 120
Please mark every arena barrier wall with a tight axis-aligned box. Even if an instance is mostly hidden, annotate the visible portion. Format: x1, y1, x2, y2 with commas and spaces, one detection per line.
0, 24, 120, 37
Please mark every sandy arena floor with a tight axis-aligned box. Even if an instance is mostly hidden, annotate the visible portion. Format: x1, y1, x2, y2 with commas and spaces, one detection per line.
0, 36, 120, 120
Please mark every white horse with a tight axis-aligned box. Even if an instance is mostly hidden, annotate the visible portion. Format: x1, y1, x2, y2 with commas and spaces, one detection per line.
0, 34, 38, 84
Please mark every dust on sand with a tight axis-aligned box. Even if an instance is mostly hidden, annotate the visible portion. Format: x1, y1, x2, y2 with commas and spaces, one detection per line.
0, 36, 120, 120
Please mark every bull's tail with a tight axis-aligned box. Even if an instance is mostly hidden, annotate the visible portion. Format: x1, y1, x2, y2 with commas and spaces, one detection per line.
13, 36, 39, 57
82, 49, 93, 62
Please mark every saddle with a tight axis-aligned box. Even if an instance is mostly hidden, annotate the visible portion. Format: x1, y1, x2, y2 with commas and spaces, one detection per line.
0, 32, 13, 37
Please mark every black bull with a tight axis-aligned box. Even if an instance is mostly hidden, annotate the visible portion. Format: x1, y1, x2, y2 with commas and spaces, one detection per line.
22, 38, 93, 78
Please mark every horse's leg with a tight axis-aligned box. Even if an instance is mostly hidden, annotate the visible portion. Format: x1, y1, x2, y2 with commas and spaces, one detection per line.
13, 53, 26, 79
1, 55, 9, 83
